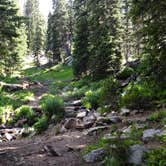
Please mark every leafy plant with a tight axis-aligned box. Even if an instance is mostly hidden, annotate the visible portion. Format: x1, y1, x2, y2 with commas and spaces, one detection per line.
121, 83, 154, 109
14, 105, 37, 126
117, 67, 134, 80
82, 90, 101, 109
99, 77, 121, 110
33, 116, 48, 134
144, 149, 166, 166
40, 94, 65, 121
148, 110, 166, 122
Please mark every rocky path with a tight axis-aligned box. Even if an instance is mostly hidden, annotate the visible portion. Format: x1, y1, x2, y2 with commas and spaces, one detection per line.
0, 78, 165, 166
0, 79, 106, 166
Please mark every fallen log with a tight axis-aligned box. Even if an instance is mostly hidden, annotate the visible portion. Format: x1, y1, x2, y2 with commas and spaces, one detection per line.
0, 82, 29, 92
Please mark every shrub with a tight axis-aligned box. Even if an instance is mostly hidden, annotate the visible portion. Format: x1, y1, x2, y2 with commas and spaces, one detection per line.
14, 105, 37, 126
33, 116, 48, 134
120, 83, 154, 109
117, 67, 134, 80
144, 149, 166, 166
82, 90, 101, 109
99, 77, 121, 110
40, 94, 65, 121
148, 110, 166, 122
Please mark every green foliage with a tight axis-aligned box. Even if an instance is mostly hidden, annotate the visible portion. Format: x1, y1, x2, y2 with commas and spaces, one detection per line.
99, 77, 121, 110
0, 0, 27, 75
82, 90, 101, 109
148, 111, 166, 122
46, 0, 68, 64
33, 116, 48, 134
144, 149, 166, 166
14, 105, 37, 126
131, 0, 166, 89
73, 0, 89, 78
121, 83, 154, 109
117, 67, 134, 80
40, 94, 65, 121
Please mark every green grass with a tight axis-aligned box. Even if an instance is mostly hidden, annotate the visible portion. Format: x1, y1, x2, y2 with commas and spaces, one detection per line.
22, 64, 74, 82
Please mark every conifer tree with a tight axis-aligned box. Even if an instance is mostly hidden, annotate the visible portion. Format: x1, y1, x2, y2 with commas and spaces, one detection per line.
73, 0, 89, 78
24, 0, 46, 66
131, 0, 166, 88
0, 0, 27, 75
87, 0, 122, 80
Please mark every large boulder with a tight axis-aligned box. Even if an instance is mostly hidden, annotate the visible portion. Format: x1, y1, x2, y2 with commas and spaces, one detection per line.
142, 129, 162, 142
128, 145, 147, 165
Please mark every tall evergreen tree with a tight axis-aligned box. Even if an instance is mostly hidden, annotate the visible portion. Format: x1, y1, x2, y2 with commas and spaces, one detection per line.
73, 0, 89, 78
24, 0, 46, 66
0, 0, 27, 75
47, 0, 68, 64
131, 0, 166, 88
88, 0, 122, 80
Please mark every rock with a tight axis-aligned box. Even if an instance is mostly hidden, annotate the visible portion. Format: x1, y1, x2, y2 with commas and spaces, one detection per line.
62, 86, 70, 92
64, 118, 77, 129
84, 126, 109, 136
59, 125, 67, 134
0, 82, 25, 92
96, 116, 122, 125
76, 110, 87, 118
4, 133, 13, 141
83, 114, 96, 123
122, 126, 132, 133
0, 124, 6, 129
83, 148, 106, 163
128, 145, 147, 165
70, 100, 82, 106
120, 108, 130, 116
65, 107, 77, 118
142, 129, 162, 142
43, 145, 62, 156
15, 119, 27, 127
103, 133, 130, 140
66, 144, 85, 152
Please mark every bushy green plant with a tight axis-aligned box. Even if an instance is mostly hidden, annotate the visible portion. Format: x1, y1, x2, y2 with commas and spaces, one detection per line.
121, 83, 154, 109
99, 77, 121, 110
82, 90, 101, 109
33, 116, 48, 134
14, 105, 36, 126
40, 94, 65, 121
144, 149, 166, 166
148, 110, 166, 122
117, 67, 134, 80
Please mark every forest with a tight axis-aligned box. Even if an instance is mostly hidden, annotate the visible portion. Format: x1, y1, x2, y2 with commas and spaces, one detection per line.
0, 0, 165, 165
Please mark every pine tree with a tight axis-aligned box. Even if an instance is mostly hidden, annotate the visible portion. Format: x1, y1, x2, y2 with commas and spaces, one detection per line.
88, 0, 122, 80
50, 0, 68, 64
131, 0, 166, 88
24, 0, 46, 66
73, 0, 89, 78
0, 0, 27, 75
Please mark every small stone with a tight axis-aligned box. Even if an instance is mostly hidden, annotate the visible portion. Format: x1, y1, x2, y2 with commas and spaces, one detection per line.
43, 145, 62, 156
84, 126, 109, 136
4, 133, 13, 141
120, 108, 130, 116
83, 148, 106, 163
76, 110, 87, 118
64, 118, 77, 129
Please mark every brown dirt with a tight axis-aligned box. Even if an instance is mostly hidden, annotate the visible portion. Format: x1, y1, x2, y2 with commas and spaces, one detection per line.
0, 131, 99, 166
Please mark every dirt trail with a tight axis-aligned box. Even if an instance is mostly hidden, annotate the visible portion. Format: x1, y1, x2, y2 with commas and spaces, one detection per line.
0, 131, 98, 166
